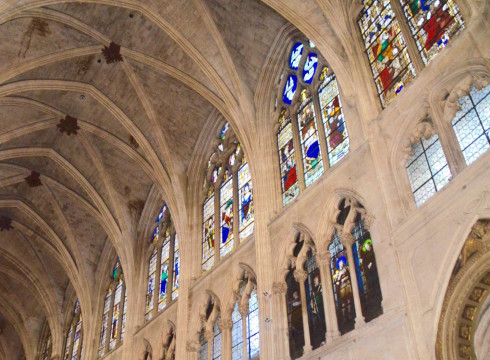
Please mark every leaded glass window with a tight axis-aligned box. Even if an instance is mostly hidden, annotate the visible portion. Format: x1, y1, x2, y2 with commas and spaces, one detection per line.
329, 232, 356, 335
304, 251, 326, 349
406, 133, 451, 206
212, 319, 222, 360
231, 303, 243, 360
276, 39, 350, 206
145, 203, 179, 321
40, 328, 52, 360
399, 0, 464, 65
64, 299, 82, 360
358, 0, 416, 107
246, 290, 260, 358
199, 329, 208, 360
352, 218, 383, 322
286, 270, 304, 359
452, 85, 490, 165
99, 258, 127, 356
121, 288, 127, 341
202, 123, 254, 272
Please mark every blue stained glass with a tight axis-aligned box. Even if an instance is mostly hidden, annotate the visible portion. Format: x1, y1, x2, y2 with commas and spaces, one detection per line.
289, 42, 304, 70
156, 205, 166, 223
220, 123, 230, 140
303, 53, 318, 84
283, 75, 297, 105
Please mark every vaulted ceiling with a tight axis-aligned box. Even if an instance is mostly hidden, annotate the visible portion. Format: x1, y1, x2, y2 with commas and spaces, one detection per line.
0, 0, 356, 358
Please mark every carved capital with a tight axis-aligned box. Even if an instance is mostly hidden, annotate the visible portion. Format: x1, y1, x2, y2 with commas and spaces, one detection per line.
272, 282, 287, 295
339, 232, 355, 247
316, 250, 332, 265
293, 269, 307, 282
218, 318, 233, 330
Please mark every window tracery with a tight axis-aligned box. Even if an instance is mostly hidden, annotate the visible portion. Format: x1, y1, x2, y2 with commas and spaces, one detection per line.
145, 204, 179, 321
276, 40, 350, 206
198, 298, 221, 359
63, 299, 83, 360
399, 0, 464, 65
451, 84, 490, 165
202, 123, 254, 272
99, 258, 127, 356
405, 120, 451, 206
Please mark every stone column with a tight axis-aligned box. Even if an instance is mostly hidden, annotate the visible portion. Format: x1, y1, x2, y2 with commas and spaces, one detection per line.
317, 251, 340, 340
272, 281, 289, 359
293, 270, 312, 354
219, 318, 233, 360
205, 329, 214, 360
340, 233, 366, 326
239, 303, 249, 360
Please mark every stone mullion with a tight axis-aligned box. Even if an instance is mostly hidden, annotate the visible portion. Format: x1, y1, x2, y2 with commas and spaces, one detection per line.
239, 304, 249, 360
116, 281, 125, 345
294, 270, 312, 354
312, 93, 330, 170
341, 233, 366, 327
214, 186, 220, 265
206, 331, 214, 360
167, 232, 175, 303
390, 0, 425, 73
272, 282, 289, 359
290, 112, 306, 191
219, 318, 233, 360
317, 251, 340, 340
105, 291, 115, 354
232, 167, 239, 249
153, 243, 162, 317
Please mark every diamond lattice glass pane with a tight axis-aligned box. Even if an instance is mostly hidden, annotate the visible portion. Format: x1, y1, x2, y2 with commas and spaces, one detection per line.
407, 153, 431, 191
453, 110, 483, 149
476, 98, 490, 132
413, 179, 436, 206
409, 141, 423, 160
470, 85, 490, 105
462, 135, 490, 165
433, 165, 451, 191
456, 95, 473, 117
425, 140, 447, 174
421, 134, 438, 149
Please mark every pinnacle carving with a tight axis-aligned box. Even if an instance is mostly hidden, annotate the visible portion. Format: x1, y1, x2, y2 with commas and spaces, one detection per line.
57, 115, 80, 135
25, 171, 42, 187
102, 42, 123, 64
0, 216, 13, 231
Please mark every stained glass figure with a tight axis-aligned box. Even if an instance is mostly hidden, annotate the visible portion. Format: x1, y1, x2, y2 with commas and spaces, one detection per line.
400, 0, 464, 64
452, 85, 490, 165
145, 249, 157, 321
304, 251, 326, 349
220, 177, 234, 257
212, 319, 222, 360
246, 290, 260, 358
286, 270, 304, 359
238, 163, 254, 241
318, 67, 350, 166
352, 218, 383, 322
283, 75, 298, 105
202, 194, 215, 272
152, 226, 159, 243
290, 42, 304, 70
358, 0, 416, 107
277, 111, 299, 206
121, 288, 127, 341
98, 290, 111, 356
297, 90, 324, 186
172, 234, 180, 300
406, 133, 451, 206
221, 123, 230, 140
231, 303, 243, 360
329, 232, 356, 334
159, 238, 170, 311
157, 205, 167, 223
302, 53, 318, 84
109, 281, 122, 350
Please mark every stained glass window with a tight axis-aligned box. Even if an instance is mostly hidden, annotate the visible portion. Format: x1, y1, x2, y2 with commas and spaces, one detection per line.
109, 280, 122, 350
199, 329, 208, 360
318, 67, 350, 166
298, 90, 324, 186
212, 319, 222, 360
276, 40, 350, 205
352, 218, 383, 322
231, 303, 243, 360
159, 236, 170, 311
98, 290, 111, 356
406, 133, 451, 206
41, 329, 52, 360
202, 123, 254, 271
452, 85, 490, 165
286, 270, 304, 359
358, 0, 416, 107
202, 194, 215, 272
145, 248, 157, 321
64, 299, 83, 360
277, 111, 299, 206
121, 288, 127, 341
399, 0, 464, 65
172, 234, 180, 300
329, 232, 356, 334
304, 251, 326, 349
246, 291, 260, 358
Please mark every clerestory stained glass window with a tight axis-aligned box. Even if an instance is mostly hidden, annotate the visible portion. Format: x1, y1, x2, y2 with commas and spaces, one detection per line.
276, 39, 350, 206
358, 0, 416, 107
202, 123, 254, 272
40, 328, 52, 360
452, 85, 490, 165
145, 203, 179, 321
64, 299, 83, 360
399, 0, 464, 65
406, 133, 451, 206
